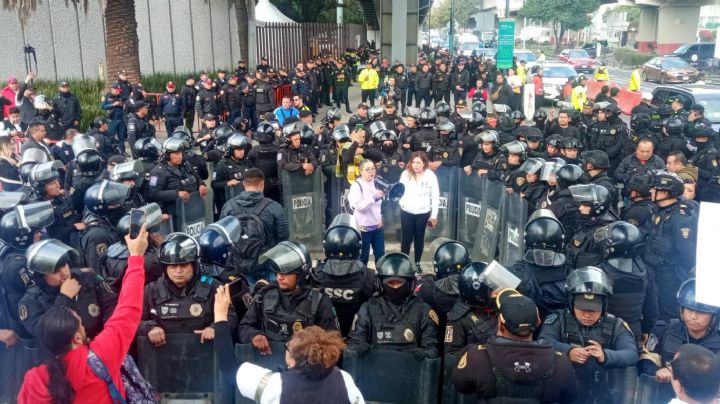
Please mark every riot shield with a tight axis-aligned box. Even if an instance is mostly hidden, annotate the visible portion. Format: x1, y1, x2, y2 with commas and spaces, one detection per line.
635, 374, 670, 404
343, 348, 441, 404
425, 165, 458, 242
235, 342, 288, 404
136, 335, 231, 403
224, 183, 244, 203
379, 164, 404, 243
442, 354, 477, 404
472, 179, 505, 262
204, 162, 215, 223
498, 192, 528, 268
581, 366, 640, 404
281, 170, 324, 251
173, 192, 206, 237
456, 174, 486, 249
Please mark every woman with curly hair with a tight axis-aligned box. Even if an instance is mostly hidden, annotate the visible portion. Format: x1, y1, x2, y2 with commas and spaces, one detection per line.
213, 285, 364, 403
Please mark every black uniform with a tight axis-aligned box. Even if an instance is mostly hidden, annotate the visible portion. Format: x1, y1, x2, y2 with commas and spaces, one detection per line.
195, 87, 221, 117
0, 245, 35, 338
255, 81, 276, 116
429, 136, 461, 167
237, 284, 339, 343
127, 113, 155, 157
690, 142, 720, 202
159, 91, 184, 135
180, 83, 197, 130
81, 213, 120, 271
643, 201, 698, 320
432, 70, 450, 104
46, 195, 81, 246
514, 255, 569, 319
565, 213, 615, 268
247, 142, 281, 203
147, 162, 203, 214
645, 318, 720, 373
211, 156, 254, 218
621, 199, 658, 241
88, 127, 120, 161
239, 82, 257, 129
98, 242, 162, 293
277, 145, 318, 172
51, 92, 82, 131
65, 160, 102, 215
18, 269, 117, 339
444, 302, 497, 356
314, 259, 377, 337
587, 120, 631, 175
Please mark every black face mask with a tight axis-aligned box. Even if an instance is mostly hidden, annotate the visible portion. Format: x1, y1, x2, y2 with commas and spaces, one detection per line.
108, 207, 125, 227
383, 280, 411, 304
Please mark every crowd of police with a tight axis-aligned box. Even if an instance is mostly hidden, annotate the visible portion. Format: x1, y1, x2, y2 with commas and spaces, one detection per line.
1, 47, 720, 403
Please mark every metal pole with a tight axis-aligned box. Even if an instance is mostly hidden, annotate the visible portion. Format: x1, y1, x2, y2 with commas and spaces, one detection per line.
337, 0, 344, 24
505, 0, 510, 18
523, 17, 527, 50
449, 0, 455, 54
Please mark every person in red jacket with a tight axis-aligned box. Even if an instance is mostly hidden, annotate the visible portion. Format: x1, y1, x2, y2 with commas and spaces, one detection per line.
17, 224, 149, 404
2, 76, 19, 117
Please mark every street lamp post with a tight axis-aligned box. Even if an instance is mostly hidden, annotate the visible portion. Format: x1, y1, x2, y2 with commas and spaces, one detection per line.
449, 0, 455, 54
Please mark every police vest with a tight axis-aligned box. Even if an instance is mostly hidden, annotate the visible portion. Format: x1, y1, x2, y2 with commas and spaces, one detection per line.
660, 319, 720, 363
603, 258, 646, 324
154, 277, 214, 333
100, 242, 130, 282
253, 146, 279, 179
316, 260, 366, 304
448, 303, 497, 345
261, 287, 322, 341
561, 310, 617, 347
368, 298, 422, 346
484, 343, 559, 404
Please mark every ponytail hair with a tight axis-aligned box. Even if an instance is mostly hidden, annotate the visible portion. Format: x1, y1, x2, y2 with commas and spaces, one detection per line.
37, 306, 79, 404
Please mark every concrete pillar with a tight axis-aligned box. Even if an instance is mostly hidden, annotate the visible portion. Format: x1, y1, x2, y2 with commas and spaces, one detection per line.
637, 7, 657, 54
380, 0, 419, 66
656, 5, 700, 55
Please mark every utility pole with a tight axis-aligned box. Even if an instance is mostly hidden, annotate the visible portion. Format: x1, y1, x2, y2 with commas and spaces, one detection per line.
449, 0, 455, 53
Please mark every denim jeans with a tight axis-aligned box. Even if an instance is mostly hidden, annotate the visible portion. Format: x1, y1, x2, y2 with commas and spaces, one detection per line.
360, 227, 385, 265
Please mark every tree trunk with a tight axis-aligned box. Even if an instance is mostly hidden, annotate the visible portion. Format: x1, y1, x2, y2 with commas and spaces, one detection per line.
104, 0, 141, 87
553, 20, 561, 55
558, 23, 566, 55
235, 0, 249, 62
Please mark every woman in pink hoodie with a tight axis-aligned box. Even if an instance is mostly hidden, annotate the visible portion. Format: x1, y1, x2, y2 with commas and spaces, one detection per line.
17, 225, 149, 404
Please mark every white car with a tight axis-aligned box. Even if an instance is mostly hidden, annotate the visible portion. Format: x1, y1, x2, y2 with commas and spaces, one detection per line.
536, 62, 577, 101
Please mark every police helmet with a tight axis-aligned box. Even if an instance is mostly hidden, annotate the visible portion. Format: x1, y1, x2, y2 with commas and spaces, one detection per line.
377, 129, 399, 143
526, 127, 543, 142
510, 110, 525, 121
583, 150, 610, 170
560, 137, 581, 150
162, 137, 190, 159
259, 240, 311, 276
466, 112, 485, 131
26, 239, 79, 274
626, 171, 653, 198
226, 133, 252, 156
568, 109, 582, 125
663, 118, 684, 135
418, 108, 437, 127
72, 134, 98, 157
76, 151, 104, 174
435, 101, 451, 118
172, 126, 192, 140
170, 129, 193, 145
0, 192, 26, 213
282, 122, 303, 140
594, 221, 642, 259
92, 116, 108, 129
475, 130, 498, 145
569, 183, 611, 216
601, 103, 620, 117
109, 159, 143, 183
323, 214, 362, 260
325, 107, 342, 122
213, 124, 235, 145
333, 126, 351, 143
376, 252, 417, 278
29, 160, 63, 192
458, 262, 492, 307
524, 209, 565, 252
686, 126, 716, 139
198, 216, 242, 266
0, 201, 55, 249
254, 121, 276, 144
677, 278, 720, 315
159, 232, 200, 265
497, 115, 515, 132
437, 121, 456, 137
431, 238, 471, 279
533, 109, 547, 123
116, 213, 131, 240
368, 121, 387, 138
546, 134, 564, 148
20, 148, 49, 167
369, 105, 384, 120
631, 113, 651, 132
565, 266, 613, 312
555, 164, 584, 190
134, 138, 163, 160
232, 118, 251, 133
539, 159, 566, 183
472, 101, 487, 116
299, 123, 315, 146
500, 140, 527, 159
650, 170, 684, 199
519, 157, 545, 175
84, 180, 131, 218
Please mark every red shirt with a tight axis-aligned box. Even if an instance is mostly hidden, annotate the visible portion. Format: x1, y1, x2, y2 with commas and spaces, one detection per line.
533, 76, 544, 96
18, 256, 146, 404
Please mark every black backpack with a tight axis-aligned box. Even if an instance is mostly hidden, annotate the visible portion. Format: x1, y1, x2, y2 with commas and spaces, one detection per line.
234, 198, 272, 260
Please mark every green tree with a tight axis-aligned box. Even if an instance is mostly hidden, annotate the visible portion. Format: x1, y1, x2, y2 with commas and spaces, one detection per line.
270, 0, 336, 22
602, 5, 640, 24
519, 0, 600, 54
428, 0, 481, 29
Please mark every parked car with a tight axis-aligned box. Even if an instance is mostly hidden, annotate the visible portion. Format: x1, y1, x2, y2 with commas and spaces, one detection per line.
514, 49, 538, 75
538, 62, 578, 101
642, 57, 699, 84
558, 49, 595, 74
652, 85, 720, 131
669, 42, 715, 65
582, 41, 608, 58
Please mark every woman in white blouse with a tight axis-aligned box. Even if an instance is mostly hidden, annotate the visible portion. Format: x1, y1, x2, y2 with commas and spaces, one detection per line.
398, 151, 440, 268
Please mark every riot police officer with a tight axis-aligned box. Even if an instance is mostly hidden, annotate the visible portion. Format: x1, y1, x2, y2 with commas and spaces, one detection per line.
686, 126, 720, 201
583, 150, 618, 207
88, 116, 121, 161
643, 170, 697, 321
66, 134, 105, 214
0, 200, 56, 340
127, 101, 155, 158
375, 130, 404, 166
247, 121, 281, 203
458, 111, 485, 168
81, 180, 129, 270
588, 104, 631, 175
313, 214, 377, 337
277, 122, 318, 174
594, 221, 658, 341
429, 121, 461, 170
538, 267, 639, 403
147, 138, 208, 214
98, 209, 163, 293
211, 133, 254, 217
416, 238, 470, 319
414, 108, 438, 152
656, 117, 689, 161
238, 241, 339, 349
109, 160, 147, 210
558, 137, 582, 166
641, 278, 720, 382
565, 183, 616, 268
140, 233, 232, 346
28, 161, 82, 246
514, 210, 569, 319
469, 130, 501, 177
195, 79, 221, 121
19, 239, 118, 339
622, 171, 658, 240
347, 253, 439, 360
548, 163, 582, 236
202, 123, 234, 164
444, 262, 497, 356
490, 140, 526, 192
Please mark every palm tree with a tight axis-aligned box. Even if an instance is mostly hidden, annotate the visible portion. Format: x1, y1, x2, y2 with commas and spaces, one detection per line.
2, 0, 141, 86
